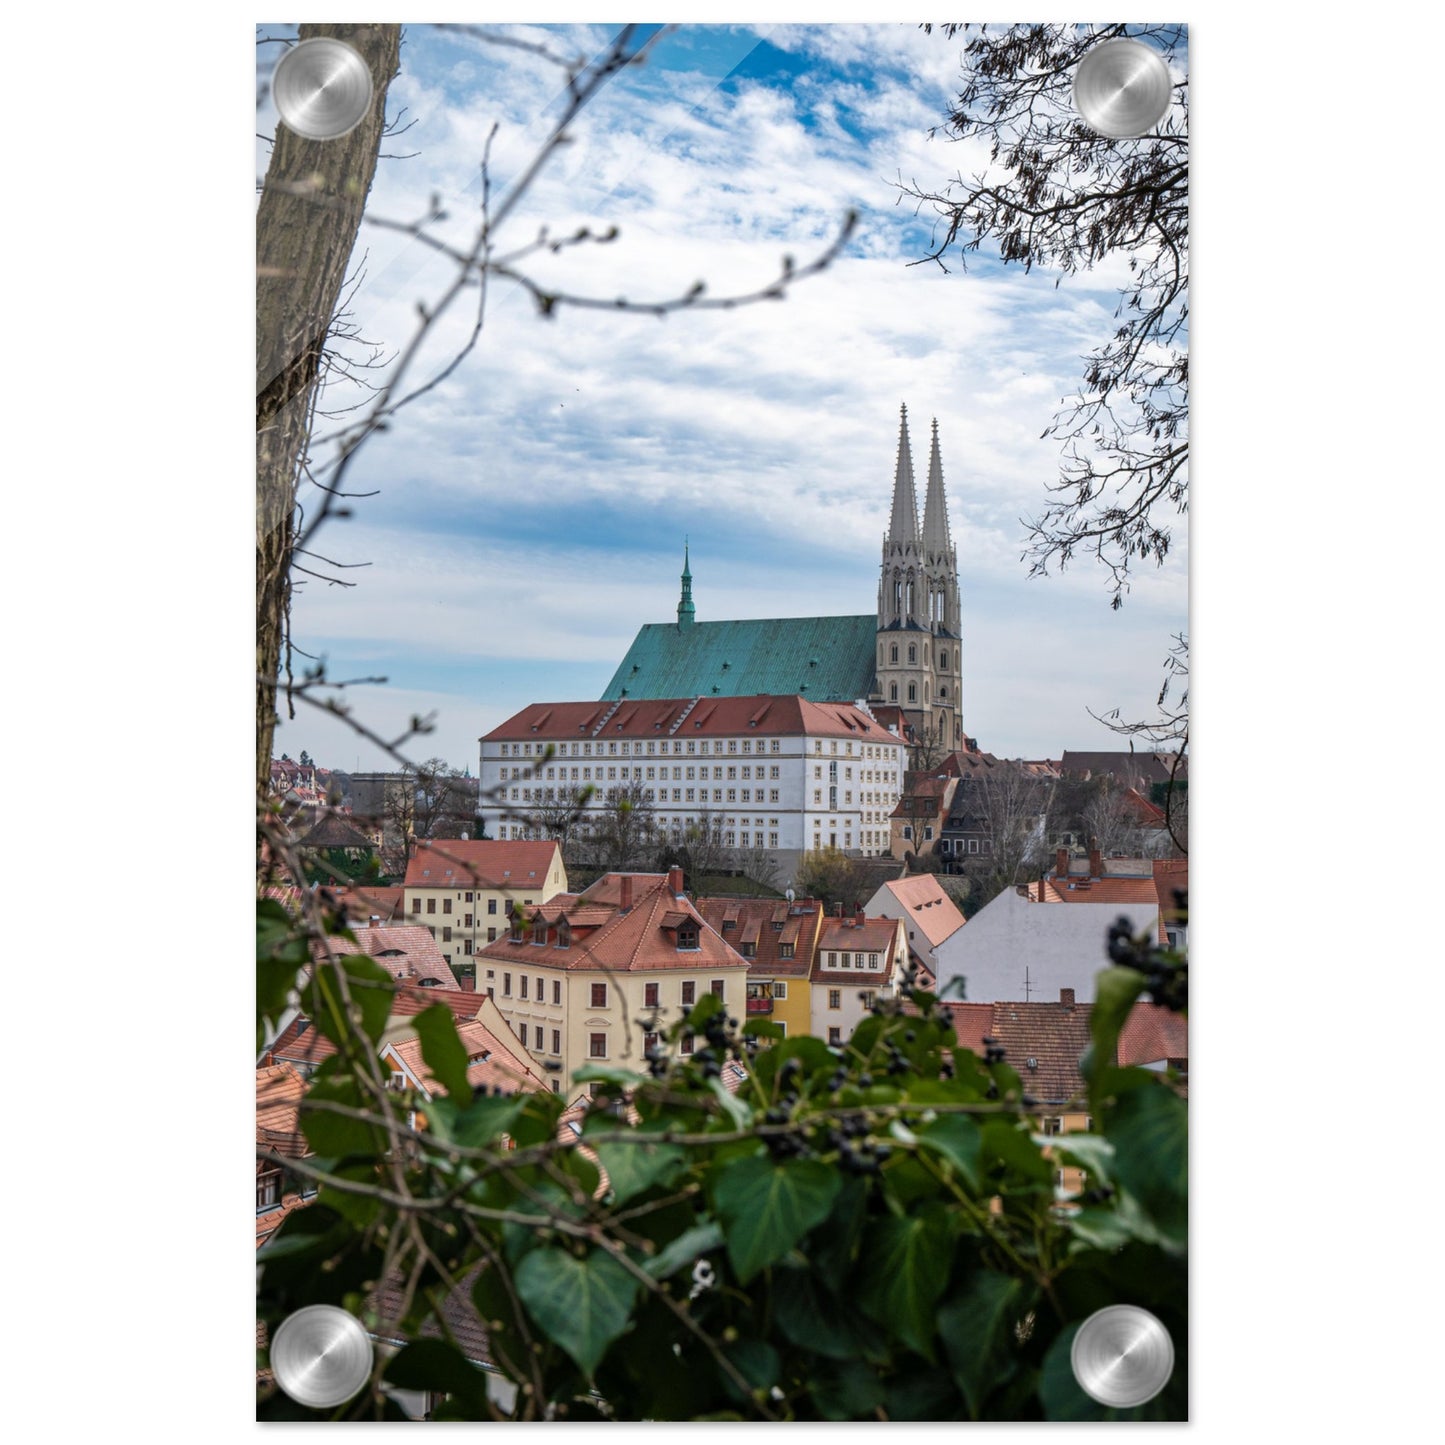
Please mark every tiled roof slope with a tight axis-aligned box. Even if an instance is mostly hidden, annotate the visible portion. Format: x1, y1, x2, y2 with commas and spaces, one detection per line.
988, 999, 1096, 1105
256, 1063, 308, 1158
877, 875, 966, 948
480, 872, 750, 975
1029, 877, 1161, 906
404, 839, 560, 890
297, 813, 374, 850
332, 885, 405, 923
694, 896, 826, 978
269, 1017, 336, 1070
483, 694, 897, 745
388, 1018, 548, 1097
317, 924, 460, 989
1117, 1004, 1188, 1068
600, 615, 879, 703
1059, 750, 1187, 784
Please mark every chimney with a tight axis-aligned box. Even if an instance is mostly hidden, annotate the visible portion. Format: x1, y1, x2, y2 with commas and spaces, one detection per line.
855, 902, 865, 921
1055, 847, 1069, 879
259, 1050, 274, 1067
1088, 842, 1102, 878
668, 865, 684, 898
460, 976, 476, 993
620, 875, 633, 912
1060, 987, 1075, 1010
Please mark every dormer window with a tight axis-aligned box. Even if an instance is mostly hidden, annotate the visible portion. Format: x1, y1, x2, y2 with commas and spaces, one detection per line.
676, 922, 700, 951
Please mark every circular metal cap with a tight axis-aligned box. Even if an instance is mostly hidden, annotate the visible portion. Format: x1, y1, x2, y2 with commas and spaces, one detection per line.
1073, 39, 1172, 139
1070, 1304, 1174, 1409
272, 38, 375, 142
270, 1304, 374, 1409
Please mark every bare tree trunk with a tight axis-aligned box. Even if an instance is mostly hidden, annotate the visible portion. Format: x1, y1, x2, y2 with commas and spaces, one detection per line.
256, 23, 401, 798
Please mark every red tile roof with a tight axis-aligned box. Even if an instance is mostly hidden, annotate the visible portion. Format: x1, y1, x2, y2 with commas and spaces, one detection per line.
988, 999, 1095, 1105
478, 872, 749, 975
269, 1016, 337, 1070
482, 695, 903, 745
404, 838, 561, 891
386, 1017, 548, 1098
694, 895, 827, 978
1153, 858, 1189, 915
1030, 876, 1161, 906
876, 875, 966, 948
256, 1063, 308, 1158
315, 924, 459, 989
1117, 1003, 1188, 1068
332, 885, 405, 923
938, 1001, 993, 1052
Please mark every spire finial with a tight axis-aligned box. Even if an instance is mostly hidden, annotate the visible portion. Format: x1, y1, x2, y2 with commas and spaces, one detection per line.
921, 416, 952, 555
677, 540, 695, 629
886, 404, 920, 548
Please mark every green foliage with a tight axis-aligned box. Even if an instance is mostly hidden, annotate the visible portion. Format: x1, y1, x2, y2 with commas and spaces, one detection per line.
257, 902, 1187, 1421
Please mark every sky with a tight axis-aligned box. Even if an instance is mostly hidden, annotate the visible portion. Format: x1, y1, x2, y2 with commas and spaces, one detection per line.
257, 22, 1189, 775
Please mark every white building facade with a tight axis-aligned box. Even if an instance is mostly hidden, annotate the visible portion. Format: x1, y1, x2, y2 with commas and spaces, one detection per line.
479, 695, 908, 878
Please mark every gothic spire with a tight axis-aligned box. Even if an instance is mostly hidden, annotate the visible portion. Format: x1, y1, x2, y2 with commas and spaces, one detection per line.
921, 417, 953, 556
677, 539, 695, 629
887, 403, 919, 547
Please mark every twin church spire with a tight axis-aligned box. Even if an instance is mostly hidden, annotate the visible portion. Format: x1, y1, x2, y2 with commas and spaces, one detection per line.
878, 403, 963, 750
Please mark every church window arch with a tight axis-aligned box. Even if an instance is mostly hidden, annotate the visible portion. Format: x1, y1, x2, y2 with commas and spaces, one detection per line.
907, 683, 917, 703
889, 682, 898, 702
908, 643, 917, 665
940, 650, 948, 670
893, 578, 902, 616
940, 685, 948, 699
889, 643, 898, 664
905, 579, 914, 615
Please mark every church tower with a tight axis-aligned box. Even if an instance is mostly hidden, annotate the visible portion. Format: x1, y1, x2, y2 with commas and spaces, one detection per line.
876, 406, 962, 752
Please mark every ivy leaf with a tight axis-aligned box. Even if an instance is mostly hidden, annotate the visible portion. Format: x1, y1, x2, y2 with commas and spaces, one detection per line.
917, 1114, 983, 1193
1087, 966, 1148, 1093
514, 1246, 638, 1378
411, 1004, 470, 1100
774, 1268, 874, 1361
1106, 1084, 1187, 1244
938, 1269, 1028, 1418
643, 1221, 723, 1280
299, 1073, 384, 1157
856, 1203, 954, 1358
594, 1139, 687, 1206
712, 1155, 840, 1284
305, 955, 395, 1049
427, 1092, 525, 1150
981, 1119, 1053, 1186
383, 1340, 489, 1414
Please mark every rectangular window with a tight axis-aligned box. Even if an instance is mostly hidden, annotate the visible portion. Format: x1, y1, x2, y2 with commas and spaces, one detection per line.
503, 972, 512, 996
442, 926, 452, 942
464, 939, 473, 955
488, 899, 498, 914
710, 979, 725, 1000
644, 982, 660, 1008
774, 982, 788, 999
681, 1035, 695, 1055
591, 983, 607, 1008
536, 977, 544, 999
520, 977, 528, 999
464, 913, 473, 927
553, 981, 561, 1005
411, 898, 421, 914
590, 1033, 607, 1058
681, 981, 696, 1006
828, 988, 842, 1009
552, 1030, 561, 1054
443, 898, 453, 915
828, 1027, 842, 1046
426, 898, 436, 914
535, 1025, 544, 1051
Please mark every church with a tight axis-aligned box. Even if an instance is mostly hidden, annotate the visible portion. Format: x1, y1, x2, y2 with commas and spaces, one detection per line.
601, 404, 965, 753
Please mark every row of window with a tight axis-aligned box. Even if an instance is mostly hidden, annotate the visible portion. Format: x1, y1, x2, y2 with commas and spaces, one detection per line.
414, 896, 504, 915
881, 642, 950, 669
499, 738, 786, 758
487, 977, 726, 1008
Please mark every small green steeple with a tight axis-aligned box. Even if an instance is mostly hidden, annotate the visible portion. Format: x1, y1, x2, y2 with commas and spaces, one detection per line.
677, 539, 695, 629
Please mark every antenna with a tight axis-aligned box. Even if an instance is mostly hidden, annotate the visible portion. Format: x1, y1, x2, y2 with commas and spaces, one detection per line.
1022, 965, 1033, 1002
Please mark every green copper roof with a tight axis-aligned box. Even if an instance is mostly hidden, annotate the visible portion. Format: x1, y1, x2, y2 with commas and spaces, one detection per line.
601, 615, 879, 703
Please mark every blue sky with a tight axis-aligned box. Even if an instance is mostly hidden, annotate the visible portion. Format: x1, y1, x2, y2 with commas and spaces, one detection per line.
257, 22, 1189, 773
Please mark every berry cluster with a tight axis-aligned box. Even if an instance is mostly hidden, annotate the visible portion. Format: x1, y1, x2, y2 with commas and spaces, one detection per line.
1106, 914, 1188, 1013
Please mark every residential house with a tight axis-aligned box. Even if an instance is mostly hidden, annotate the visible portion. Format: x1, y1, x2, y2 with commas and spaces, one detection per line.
474, 868, 751, 1091
380, 1001, 550, 1108
809, 910, 909, 1047
694, 895, 827, 1038
864, 873, 966, 979
888, 770, 958, 860
403, 838, 568, 982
